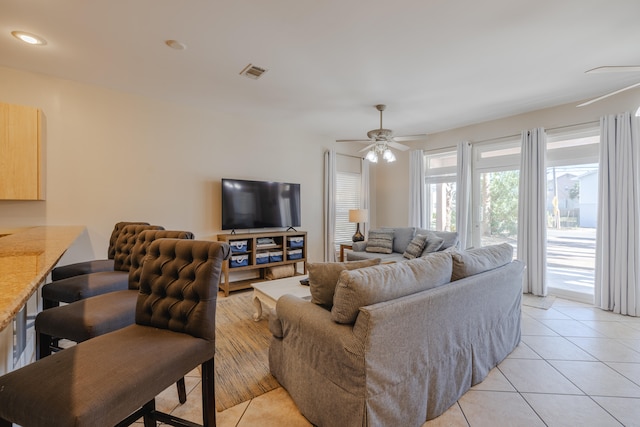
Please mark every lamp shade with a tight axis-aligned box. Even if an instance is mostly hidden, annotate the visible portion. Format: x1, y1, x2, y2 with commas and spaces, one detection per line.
348, 209, 368, 223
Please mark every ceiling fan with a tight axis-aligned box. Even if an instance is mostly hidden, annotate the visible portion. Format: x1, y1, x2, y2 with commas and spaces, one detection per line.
337, 104, 426, 163
577, 66, 640, 107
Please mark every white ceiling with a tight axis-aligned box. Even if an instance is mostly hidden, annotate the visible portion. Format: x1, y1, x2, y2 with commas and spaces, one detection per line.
2, 0, 640, 141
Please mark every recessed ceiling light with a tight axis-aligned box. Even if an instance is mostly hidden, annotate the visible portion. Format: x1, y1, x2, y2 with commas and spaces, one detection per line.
165, 40, 186, 50
11, 31, 47, 46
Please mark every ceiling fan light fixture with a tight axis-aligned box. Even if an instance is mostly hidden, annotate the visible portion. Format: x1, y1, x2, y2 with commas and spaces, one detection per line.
366, 150, 378, 163
383, 148, 396, 162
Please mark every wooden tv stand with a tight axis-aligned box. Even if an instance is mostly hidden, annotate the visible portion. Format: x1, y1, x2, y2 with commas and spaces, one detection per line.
217, 230, 307, 296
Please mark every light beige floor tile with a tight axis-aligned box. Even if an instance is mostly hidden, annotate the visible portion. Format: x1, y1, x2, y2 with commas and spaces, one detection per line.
522, 393, 623, 427
167, 378, 205, 424
216, 400, 251, 427
237, 387, 312, 427
522, 336, 597, 361
521, 317, 560, 336
554, 307, 618, 321
423, 402, 469, 426
498, 359, 582, 394
568, 337, 640, 363
537, 319, 604, 337
580, 321, 640, 339
607, 361, 640, 385
155, 376, 201, 414
618, 338, 640, 353
458, 390, 545, 427
471, 367, 515, 392
506, 342, 542, 359
522, 306, 572, 320
550, 360, 640, 397
592, 396, 640, 427
553, 299, 592, 308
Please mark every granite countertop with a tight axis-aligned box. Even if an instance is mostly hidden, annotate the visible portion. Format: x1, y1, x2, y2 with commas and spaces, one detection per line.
0, 226, 84, 332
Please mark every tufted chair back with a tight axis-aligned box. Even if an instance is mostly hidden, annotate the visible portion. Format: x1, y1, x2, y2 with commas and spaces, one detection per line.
113, 224, 164, 271
136, 239, 230, 342
128, 230, 195, 290
107, 221, 150, 259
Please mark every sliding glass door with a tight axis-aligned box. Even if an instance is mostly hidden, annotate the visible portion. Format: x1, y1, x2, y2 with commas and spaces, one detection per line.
545, 127, 599, 301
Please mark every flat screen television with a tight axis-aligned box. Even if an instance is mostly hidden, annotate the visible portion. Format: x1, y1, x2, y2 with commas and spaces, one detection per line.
221, 178, 301, 230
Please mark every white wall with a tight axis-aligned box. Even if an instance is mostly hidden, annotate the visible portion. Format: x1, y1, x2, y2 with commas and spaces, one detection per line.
374, 86, 640, 227
0, 66, 340, 264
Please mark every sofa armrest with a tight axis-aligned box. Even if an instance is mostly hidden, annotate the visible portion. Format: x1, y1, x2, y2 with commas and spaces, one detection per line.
271, 294, 364, 360
352, 241, 367, 252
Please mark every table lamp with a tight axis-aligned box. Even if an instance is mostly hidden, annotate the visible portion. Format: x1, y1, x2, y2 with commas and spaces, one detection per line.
348, 209, 368, 242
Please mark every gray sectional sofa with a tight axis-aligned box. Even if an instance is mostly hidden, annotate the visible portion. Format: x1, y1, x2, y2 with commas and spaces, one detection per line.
269, 244, 523, 427
346, 226, 459, 263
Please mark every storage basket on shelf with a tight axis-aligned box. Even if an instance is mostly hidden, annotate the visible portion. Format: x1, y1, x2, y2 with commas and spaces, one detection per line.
288, 249, 303, 260
287, 236, 304, 249
230, 254, 249, 268
256, 252, 270, 265
229, 240, 248, 253
269, 250, 283, 262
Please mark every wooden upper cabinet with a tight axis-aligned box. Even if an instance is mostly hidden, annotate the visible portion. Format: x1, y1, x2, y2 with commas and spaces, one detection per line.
0, 102, 43, 200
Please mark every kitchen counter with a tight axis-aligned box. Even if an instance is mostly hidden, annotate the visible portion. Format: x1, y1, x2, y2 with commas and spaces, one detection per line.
0, 226, 84, 332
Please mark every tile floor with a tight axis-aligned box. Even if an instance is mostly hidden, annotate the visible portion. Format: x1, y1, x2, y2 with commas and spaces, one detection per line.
145, 297, 640, 426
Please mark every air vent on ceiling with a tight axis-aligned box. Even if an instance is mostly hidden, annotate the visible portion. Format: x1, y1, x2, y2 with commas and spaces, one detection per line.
239, 64, 268, 80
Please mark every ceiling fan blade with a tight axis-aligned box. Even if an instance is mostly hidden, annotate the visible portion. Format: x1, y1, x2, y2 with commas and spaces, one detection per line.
585, 66, 640, 74
336, 139, 373, 144
387, 141, 410, 151
359, 143, 376, 152
393, 134, 427, 142
577, 81, 640, 107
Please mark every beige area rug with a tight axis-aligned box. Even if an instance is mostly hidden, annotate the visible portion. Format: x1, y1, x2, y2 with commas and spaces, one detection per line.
215, 291, 280, 411
522, 293, 556, 310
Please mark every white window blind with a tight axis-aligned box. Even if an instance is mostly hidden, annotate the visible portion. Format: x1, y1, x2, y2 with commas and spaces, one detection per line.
335, 171, 361, 250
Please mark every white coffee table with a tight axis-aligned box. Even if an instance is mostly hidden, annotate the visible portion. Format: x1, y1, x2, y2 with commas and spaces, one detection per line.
251, 275, 311, 321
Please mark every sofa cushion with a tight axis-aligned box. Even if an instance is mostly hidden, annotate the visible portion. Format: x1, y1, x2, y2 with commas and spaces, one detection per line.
421, 232, 444, 255
308, 258, 382, 308
365, 230, 395, 254
417, 229, 458, 250
450, 243, 514, 281
331, 252, 453, 324
383, 227, 416, 253
403, 234, 428, 259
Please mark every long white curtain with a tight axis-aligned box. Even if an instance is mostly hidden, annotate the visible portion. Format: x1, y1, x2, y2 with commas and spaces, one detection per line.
456, 141, 472, 249
324, 149, 337, 261
409, 149, 426, 228
595, 112, 640, 316
518, 128, 547, 295
360, 158, 370, 237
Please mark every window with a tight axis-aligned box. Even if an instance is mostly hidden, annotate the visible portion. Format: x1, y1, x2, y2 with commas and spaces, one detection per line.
472, 138, 521, 250
425, 149, 457, 231
334, 155, 362, 252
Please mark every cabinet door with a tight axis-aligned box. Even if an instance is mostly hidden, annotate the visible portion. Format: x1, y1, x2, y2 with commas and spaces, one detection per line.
0, 103, 42, 200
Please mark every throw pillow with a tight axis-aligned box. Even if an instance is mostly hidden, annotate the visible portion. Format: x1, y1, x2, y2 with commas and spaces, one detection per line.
308, 258, 382, 308
403, 234, 428, 259
417, 229, 459, 250
331, 252, 453, 324
365, 229, 394, 254
422, 232, 445, 256
450, 243, 514, 281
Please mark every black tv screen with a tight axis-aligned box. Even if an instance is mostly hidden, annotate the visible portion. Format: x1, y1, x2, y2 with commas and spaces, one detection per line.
221, 178, 301, 230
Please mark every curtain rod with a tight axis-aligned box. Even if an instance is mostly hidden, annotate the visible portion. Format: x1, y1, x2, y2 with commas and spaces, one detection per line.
471, 120, 599, 145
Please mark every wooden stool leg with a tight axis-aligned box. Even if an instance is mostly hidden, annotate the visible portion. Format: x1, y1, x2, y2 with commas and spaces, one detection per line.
177, 377, 187, 404
202, 358, 216, 427
0, 418, 11, 427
